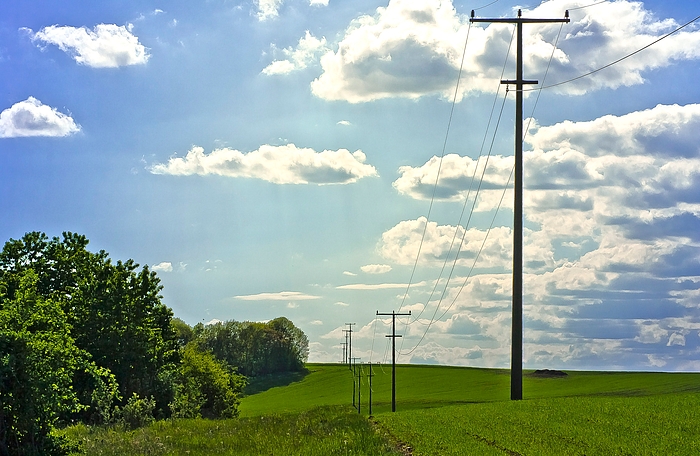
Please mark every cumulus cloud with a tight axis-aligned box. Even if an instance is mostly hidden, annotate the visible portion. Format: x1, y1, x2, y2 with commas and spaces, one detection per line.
308, 0, 700, 102
310, 0, 329, 5
263, 31, 328, 75
256, 0, 284, 21
361, 264, 392, 274
379, 217, 512, 268
152, 261, 173, 273
235, 291, 321, 301
0, 97, 80, 138
368, 103, 700, 370
150, 143, 378, 185
28, 24, 150, 68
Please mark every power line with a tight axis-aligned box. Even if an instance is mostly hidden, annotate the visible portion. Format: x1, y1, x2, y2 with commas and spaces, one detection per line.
525, 13, 700, 92
397, 22, 473, 314
568, 0, 609, 11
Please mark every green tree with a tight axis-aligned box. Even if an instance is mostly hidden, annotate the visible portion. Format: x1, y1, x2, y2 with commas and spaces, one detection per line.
171, 344, 246, 419
0, 232, 179, 416
0, 271, 86, 455
195, 318, 308, 377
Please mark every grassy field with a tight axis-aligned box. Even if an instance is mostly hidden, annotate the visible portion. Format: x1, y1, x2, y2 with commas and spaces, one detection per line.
241, 363, 700, 415
66, 364, 700, 455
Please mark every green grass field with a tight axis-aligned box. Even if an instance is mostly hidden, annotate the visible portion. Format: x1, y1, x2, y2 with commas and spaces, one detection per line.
67, 364, 700, 455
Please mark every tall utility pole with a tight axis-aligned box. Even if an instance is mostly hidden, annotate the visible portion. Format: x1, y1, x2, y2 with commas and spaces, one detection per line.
345, 323, 355, 368
341, 341, 347, 365
368, 363, 375, 416
470, 9, 569, 401
377, 310, 411, 412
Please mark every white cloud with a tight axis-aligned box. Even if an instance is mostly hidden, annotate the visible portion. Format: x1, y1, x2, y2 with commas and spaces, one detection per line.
150, 144, 378, 185
262, 31, 328, 75
256, 0, 284, 21
361, 264, 392, 274
310, 319, 324, 325
667, 332, 686, 346
235, 291, 321, 301
0, 97, 80, 138
29, 24, 150, 68
152, 261, 173, 273
379, 217, 512, 268
336, 282, 419, 290
334, 301, 350, 306
287, 302, 299, 309
205, 318, 223, 325
342, 271, 357, 276
310, 0, 700, 102
337, 120, 351, 126
310, 0, 329, 6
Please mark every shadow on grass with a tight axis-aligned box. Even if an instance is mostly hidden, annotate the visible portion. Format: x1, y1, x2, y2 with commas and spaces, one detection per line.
243, 368, 310, 396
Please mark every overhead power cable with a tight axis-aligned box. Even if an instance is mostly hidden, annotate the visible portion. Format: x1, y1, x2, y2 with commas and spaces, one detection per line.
568, 0, 609, 11
396, 22, 473, 314
400, 21, 566, 357
525, 13, 700, 92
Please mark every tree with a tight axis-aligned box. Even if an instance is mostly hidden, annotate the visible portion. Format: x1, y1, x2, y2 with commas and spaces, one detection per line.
171, 344, 246, 419
0, 270, 86, 455
194, 318, 308, 377
0, 232, 179, 416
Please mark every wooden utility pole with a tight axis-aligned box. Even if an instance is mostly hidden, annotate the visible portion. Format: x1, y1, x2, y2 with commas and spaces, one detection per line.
350, 357, 361, 409
341, 341, 347, 365
376, 310, 411, 412
345, 323, 355, 369
470, 9, 569, 401
368, 363, 375, 416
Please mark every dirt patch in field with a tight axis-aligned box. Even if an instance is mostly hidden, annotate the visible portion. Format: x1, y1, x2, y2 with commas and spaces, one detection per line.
529, 369, 568, 378
368, 416, 413, 456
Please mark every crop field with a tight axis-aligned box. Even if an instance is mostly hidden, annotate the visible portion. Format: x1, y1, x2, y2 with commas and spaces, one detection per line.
68, 364, 700, 455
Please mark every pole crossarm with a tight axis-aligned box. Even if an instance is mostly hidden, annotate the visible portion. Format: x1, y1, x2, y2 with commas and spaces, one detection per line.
469, 9, 569, 402
376, 310, 411, 412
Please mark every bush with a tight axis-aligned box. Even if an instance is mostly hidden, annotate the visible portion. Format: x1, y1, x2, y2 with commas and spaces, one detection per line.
174, 344, 247, 418
117, 393, 155, 429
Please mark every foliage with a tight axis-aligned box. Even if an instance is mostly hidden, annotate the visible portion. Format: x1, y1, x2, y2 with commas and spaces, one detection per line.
0, 270, 87, 455
172, 344, 246, 419
194, 317, 309, 377
61, 406, 401, 456
87, 365, 121, 425
116, 393, 155, 430
0, 232, 180, 415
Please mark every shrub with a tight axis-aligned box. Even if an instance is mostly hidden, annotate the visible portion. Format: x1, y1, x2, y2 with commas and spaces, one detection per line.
117, 393, 155, 429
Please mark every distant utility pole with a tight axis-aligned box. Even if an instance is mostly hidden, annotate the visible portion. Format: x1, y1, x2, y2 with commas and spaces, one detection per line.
470, 9, 569, 401
357, 364, 362, 415
345, 323, 356, 368
377, 310, 411, 412
350, 357, 361, 409
368, 363, 375, 416
341, 342, 347, 365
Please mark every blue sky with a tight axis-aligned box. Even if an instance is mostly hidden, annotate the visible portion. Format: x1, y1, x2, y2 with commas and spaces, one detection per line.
2, 0, 700, 371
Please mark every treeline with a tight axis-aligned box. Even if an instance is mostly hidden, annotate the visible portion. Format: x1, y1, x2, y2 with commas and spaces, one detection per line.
178, 317, 309, 377
0, 232, 308, 455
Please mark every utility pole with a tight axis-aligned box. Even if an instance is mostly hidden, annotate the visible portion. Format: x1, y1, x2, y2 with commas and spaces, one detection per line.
341, 341, 347, 365
470, 9, 569, 401
350, 357, 361, 409
357, 364, 362, 415
368, 363, 375, 416
377, 310, 411, 412
345, 323, 355, 369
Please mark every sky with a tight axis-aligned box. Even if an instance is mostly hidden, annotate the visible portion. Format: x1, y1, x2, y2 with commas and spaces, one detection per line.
2, 0, 700, 372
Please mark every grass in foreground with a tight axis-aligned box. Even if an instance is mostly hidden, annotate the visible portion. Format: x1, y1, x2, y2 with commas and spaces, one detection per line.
62, 406, 401, 456
377, 392, 700, 455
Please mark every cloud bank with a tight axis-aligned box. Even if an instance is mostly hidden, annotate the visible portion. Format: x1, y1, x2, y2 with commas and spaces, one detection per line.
0, 97, 80, 138
299, 0, 700, 102
150, 144, 378, 185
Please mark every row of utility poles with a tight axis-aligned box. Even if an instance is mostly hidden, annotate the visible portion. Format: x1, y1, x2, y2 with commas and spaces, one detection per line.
340, 8, 570, 406
342, 311, 411, 413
